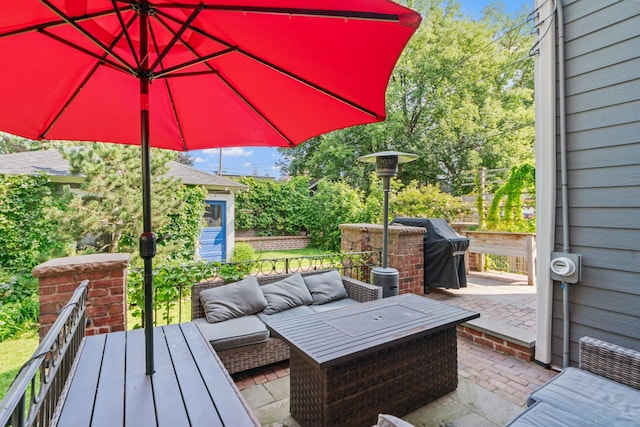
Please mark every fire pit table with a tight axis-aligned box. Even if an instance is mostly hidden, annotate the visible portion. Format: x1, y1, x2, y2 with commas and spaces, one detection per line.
266, 293, 479, 427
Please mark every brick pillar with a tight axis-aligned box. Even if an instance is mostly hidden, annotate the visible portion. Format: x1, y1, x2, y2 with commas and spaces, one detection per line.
340, 223, 425, 295
33, 253, 130, 339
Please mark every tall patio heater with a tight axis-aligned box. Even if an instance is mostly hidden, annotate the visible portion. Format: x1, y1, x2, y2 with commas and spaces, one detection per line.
358, 151, 417, 297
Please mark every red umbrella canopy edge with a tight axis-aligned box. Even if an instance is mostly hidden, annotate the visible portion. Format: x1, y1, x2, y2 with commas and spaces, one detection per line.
0, 0, 421, 151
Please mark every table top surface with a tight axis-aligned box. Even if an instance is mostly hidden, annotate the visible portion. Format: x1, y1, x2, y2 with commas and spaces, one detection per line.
56, 322, 258, 427
267, 293, 479, 367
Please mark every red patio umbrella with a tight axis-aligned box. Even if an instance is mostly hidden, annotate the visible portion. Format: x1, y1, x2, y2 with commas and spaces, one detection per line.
0, 0, 420, 375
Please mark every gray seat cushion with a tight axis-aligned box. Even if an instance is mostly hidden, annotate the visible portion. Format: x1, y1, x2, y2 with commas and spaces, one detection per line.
505, 401, 601, 427
257, 305, 315, 325
199, 276, 268, 323
260, 273, 313, 314
193, 316, 269, 351
527, 367, 640, 426
303, 269, 348, 305
309, 298, 359, 313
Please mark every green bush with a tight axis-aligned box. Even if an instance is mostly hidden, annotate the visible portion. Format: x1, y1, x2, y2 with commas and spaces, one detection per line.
0, 175, 69, 270
235, 176, 311, 236
127, 260, 219, 327
231, 242, 256, 263
392, 181, 471, 221
225, 242, 257, 281
305, 179, 365, 251
0, 271, 39, 342
486, 163, 535, 232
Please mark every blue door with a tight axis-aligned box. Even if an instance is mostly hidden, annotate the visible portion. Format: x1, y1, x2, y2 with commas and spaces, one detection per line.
200, 201, 226, 261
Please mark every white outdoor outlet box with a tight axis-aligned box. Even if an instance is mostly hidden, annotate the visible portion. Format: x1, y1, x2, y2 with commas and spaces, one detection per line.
550, 252, 582, 284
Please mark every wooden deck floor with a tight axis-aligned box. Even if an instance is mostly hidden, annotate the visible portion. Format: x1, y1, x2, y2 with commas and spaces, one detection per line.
56, 323, 258, 427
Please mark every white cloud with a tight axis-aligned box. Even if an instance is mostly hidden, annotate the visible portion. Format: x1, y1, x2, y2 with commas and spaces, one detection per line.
194, 157, 205, 163
198, 147, 252, 156
243, 162, 252, 167
224, 147, 253, 157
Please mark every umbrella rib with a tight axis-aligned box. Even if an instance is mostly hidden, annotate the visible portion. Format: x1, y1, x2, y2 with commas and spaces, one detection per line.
217, 74, 295, 146
40, 0, 137, 75
152, 49, 236, 79
149, 13, 293, 146
149, 3, 204, 74
164, 4, 402, 23
38, 29, 133, 75
150, 15, 227, 79
0, 6, 134, 38
152, 9, 380, 119
39, 14, 139, 139
239, 49, 380, 119
148, 19, 188, 150
111, 0, 140, 70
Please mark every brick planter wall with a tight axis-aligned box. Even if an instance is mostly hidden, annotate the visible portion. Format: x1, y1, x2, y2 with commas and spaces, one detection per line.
340, 223, 425, 295
33, 253, 130, 339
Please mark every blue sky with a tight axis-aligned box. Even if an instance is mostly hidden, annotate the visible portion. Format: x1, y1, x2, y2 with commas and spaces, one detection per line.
189, 0, 532, 178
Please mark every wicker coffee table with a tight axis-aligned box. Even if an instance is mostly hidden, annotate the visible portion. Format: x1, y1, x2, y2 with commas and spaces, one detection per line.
267, 293, 479, 427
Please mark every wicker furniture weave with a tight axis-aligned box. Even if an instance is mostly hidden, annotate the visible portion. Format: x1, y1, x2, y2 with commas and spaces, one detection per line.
267, 293, 480, 427
191, 270, 382, 374
579, 336, 640, 390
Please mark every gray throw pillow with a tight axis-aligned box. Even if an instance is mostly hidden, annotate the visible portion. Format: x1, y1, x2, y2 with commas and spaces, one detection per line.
303, 270, 348, 305
200, 276, 268, 323
261, 273, 313, 314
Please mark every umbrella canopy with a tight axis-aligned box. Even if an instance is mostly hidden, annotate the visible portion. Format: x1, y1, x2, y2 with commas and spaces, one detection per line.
1, 0, 420, 149
0, 0, 420, 375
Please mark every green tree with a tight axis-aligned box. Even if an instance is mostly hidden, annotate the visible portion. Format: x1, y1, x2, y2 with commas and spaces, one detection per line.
279, 0, 535, 195
363, 173, 471, 223
0, 175, 68, 270
53, 143, 202, 263
0, 132, 45, 154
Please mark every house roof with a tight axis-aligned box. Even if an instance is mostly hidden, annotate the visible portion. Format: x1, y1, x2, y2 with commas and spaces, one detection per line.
0, 149, 247, 190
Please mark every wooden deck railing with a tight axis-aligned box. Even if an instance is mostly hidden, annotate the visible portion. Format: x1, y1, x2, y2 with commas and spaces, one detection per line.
0, 281, 89, 427
461, 231, 536, 285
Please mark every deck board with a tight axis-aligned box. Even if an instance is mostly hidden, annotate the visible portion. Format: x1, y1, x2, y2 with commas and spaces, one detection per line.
180, 323, 257, 427
56, 323, 257, 426
92, 332, 126, 427
152, 327, 190, 427
56, 334, 106, 426
163, 324, 223, 427
124, 328, 157, 426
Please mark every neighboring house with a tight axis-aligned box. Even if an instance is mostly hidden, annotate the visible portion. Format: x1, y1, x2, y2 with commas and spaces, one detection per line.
0, 149, 247, 262
534, 0, 640, 368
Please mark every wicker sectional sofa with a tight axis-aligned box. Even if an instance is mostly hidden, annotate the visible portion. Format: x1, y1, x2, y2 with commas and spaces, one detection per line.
191, 269, 382, 374
506, 336, 640, 426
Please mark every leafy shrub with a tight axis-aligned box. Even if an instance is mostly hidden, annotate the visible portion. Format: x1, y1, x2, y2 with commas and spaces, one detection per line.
235, 176, 311, 236
392, 181, 471, 221
231, 242, 256, 263
0, 175, 69, 270
128, 260, 218, 327
305, 179, 365, 251
221, 242, 257, 282
0, 271, 39, 341
486, 163, 535, 232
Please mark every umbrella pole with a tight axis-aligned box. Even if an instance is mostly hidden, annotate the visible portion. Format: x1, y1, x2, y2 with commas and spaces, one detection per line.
139, 3, 155, 376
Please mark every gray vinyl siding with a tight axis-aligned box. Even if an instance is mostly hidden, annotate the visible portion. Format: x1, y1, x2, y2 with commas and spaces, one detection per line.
550, 0, 640, 367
